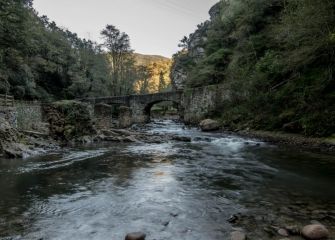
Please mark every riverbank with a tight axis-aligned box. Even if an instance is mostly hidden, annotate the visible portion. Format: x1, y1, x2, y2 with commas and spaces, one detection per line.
229, 129, 335, 153
0, 115, 191, 159
192, 118, 335, 153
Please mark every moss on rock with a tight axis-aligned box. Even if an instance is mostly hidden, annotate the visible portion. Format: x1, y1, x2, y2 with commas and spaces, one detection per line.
45, 100, 96, 141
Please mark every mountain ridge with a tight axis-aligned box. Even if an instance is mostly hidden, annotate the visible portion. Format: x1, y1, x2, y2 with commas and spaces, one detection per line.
133, 53, 171, 66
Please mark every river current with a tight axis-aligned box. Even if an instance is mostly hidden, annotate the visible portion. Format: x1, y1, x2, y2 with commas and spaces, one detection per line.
0, 120, 334, 239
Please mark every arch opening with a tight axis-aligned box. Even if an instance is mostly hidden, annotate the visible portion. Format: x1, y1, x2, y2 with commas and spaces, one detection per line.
144, 100, 181, 122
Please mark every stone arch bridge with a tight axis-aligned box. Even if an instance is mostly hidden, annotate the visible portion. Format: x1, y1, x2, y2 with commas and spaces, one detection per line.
83, 91, 184, 125
81, 84, 228, 127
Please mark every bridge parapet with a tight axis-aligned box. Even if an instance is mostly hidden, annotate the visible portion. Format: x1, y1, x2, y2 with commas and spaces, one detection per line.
82, 96, 129, 105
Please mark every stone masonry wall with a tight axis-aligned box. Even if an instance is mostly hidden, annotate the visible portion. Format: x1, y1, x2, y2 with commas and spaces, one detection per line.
0, 107, 17, 128
181, 84, 230, 124
16, 101, 45, 131
94, 103, 114, 130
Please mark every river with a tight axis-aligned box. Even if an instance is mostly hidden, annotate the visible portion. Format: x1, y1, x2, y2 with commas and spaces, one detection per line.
0, 120, 334, 240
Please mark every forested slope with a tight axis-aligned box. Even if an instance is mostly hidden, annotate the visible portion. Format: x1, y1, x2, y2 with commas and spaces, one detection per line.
172, 0, 335, 137
133, 53, 172, 94
0, 0, 114, 100
0, 0, 171, 101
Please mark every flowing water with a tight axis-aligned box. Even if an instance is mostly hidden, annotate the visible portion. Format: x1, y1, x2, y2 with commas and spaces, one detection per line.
0, 120, 334, 240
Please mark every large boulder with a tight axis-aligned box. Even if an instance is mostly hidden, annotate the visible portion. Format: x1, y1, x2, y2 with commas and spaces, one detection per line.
3, 143, 30, 158
282, 121, 302, 133
0, 117, 30, 158
301, 224, 329, 239
44, 100, 96, 141
199, 119, 220, 131
1, 116, 59, 158
0, 117, 19, 143
1, 117, 19, 156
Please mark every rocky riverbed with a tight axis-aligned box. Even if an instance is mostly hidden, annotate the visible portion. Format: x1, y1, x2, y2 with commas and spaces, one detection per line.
0, 117, 190, 159
1, 119, 334, 240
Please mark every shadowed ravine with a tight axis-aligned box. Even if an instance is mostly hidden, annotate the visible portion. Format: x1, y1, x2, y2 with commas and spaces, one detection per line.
0, 120, 334, 240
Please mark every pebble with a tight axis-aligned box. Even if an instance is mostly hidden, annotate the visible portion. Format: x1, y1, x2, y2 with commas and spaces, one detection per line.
227, 214, 239, 223
301, 224, 329, 239
231, 231, 246, 240
278, 228, 289, 237
172, 136, 191, 142
285, 225, 300, 235
170, 212, 179, 217
125, 232, 146, 240
232, 227, 244, 232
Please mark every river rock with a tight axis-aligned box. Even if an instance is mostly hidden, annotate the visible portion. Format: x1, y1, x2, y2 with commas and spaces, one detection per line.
77, 135, 93, 144
125, 232, 146, 240
278, 228, 289, 237
124, 135, 138, 142
282, 121, 302, 133
194, 137, 212, 142
0, 117, 19, 142
227, 214, 239, 224
285, 225, 300, 235
172, 136, 192, 142
3, 143, 30, 158
301, 224, 329, 239
0, 117, 26, 158
231, 231, 246, 240
199, 119, 220, 131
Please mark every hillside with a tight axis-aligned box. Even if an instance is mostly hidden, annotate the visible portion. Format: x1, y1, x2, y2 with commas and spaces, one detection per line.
133, 53, 170, 66
171, 0, 335, 137
0, 1, 171, 100
133, 53, 172, 94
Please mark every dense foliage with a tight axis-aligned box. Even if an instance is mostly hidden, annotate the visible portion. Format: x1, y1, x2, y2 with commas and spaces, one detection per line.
173, 0, 335, 137
0, 0, 171, 101
0, 0, 114, 100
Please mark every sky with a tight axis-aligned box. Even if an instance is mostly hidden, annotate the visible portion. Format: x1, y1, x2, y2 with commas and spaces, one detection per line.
33, 0, 218, 58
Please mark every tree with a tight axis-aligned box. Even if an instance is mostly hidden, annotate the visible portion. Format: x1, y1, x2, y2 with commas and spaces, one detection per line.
158, 71, 166, 92
178, 36, 189, 49
172, 0, 335, 136
0, 0, 31, 96
134, 65, 153, 94
101, 25, 135, 96
0, 1, 114, 100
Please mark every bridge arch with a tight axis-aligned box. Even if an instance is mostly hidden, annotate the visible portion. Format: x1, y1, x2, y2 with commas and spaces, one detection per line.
143, 100, 181, 121
128, 91, 183, 123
